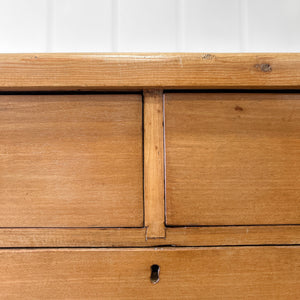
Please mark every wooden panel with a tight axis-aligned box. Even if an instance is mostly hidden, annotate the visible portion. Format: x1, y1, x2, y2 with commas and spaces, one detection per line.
144, 90, 165, 238
165, 93, 300, 226
1, 53, 300, 91
0, 226, 299, 248
0, 247, 299, 299
0, 94, 143, 227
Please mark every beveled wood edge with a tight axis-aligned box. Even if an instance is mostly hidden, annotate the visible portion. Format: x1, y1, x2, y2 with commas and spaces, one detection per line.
0, 53, 300, 91
0, 226, 299, 248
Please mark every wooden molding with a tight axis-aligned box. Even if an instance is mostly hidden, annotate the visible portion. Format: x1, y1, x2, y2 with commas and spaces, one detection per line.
0, 53, 300, 91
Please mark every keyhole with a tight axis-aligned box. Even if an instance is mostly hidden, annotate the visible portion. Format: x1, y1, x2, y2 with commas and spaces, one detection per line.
150, 264, 160, 284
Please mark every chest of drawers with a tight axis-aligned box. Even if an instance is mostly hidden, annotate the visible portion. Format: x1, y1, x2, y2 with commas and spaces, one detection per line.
0, 53, 299, 299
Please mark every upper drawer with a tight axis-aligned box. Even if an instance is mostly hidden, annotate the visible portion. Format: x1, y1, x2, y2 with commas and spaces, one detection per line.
0, 94, 143, 227
165, 93, 300, 226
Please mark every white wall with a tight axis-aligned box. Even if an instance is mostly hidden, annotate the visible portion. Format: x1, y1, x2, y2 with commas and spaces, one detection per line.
0, 0, 299, 53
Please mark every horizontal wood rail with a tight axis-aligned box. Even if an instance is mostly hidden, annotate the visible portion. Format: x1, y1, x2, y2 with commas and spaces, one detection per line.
0, 226, 299, 248
0, 53, 300, 91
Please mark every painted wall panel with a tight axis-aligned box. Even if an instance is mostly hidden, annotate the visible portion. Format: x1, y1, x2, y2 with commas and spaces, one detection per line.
0, 0, 47, 53
247, 0, 300, 52
0, 0, 299, 53
183, 0, 241, 52
118, 0, 177, 52
51, 0, 112, 52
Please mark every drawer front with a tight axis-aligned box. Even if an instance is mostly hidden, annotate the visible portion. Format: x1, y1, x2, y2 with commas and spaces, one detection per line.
0, 247, 299, 299
165, 93, 300, 226
0, 94, 143, 227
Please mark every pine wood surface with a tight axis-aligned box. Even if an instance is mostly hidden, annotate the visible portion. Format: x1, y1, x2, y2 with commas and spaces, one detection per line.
0, 55, 299, 300
0, 247, 299, 299
165, 93, 300, 226
0, 226, 299, 248
0, 94, 143, 227
144, 90, 165, 238
0, 53, 300, 90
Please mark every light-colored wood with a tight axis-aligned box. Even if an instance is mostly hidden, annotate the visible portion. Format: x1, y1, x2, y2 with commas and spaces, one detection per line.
0, 94, 143, 227
164, 226, 300, 247
165, 93, 300, 226
144, 90, 165, 238
0, 55, 299, 299
0, 226, 299, 247
0, 247, 299, 299
0, 53, 300, 90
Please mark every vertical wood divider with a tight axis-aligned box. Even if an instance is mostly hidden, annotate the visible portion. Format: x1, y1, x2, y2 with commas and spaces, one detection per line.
144, 89, 166, 239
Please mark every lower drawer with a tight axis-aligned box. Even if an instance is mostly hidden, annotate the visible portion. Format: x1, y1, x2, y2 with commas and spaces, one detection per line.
1, 247, 299, 299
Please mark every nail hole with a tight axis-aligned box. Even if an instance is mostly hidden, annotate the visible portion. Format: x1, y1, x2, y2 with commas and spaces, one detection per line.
150, 264, 160, 284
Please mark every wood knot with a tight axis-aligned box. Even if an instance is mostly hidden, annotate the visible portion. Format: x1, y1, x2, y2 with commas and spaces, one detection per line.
235, 105, 243, 111
255, 63, 272, 72
202, 53, 215, 60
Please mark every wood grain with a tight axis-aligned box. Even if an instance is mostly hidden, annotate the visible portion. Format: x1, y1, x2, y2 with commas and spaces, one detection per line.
165, 93, 300, 226
0, 94, 143, 227
0, 226, 299, 247
0, 247, 299, 299
144, 90, 165, 238
0, 53, 300, 90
